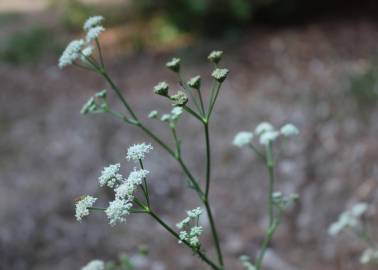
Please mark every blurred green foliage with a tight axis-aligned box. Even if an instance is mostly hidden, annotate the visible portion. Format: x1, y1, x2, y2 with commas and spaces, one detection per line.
105, 255, 134, 270
49, 0, 127, 32
0, 27, 61, 64
349, 65, 378, 107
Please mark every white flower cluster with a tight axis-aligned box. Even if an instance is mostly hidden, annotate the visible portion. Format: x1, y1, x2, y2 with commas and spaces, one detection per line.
105, 198, 133, 226
233, 122, 299, 148
328, 202, 368, 236
99, 163, 123, 188
360, 248, 378, 264
176, 207, 203, 248
160, 107, 183, 126
81, 260, 105, 270
58, 15, 105, 68
211, 68, 229, 82
115, 168, 150, 200
75, 195, 97, 222
126, 143, 153, 162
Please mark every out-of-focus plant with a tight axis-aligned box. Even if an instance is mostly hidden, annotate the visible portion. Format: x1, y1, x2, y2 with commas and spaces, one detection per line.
59, 16, 300, 270
0, 27, 60, 64
329, 203, 378, 265
348, 65, 378, 108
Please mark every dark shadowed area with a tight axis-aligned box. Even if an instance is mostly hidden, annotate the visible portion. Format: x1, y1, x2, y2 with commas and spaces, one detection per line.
1, 0, 378, 269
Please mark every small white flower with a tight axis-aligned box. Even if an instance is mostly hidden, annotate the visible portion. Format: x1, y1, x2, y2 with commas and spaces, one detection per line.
360, 248, 378, 264
161, 114, 171, 122
81, 259, 105, 270
211, 68, 229, 82
187, 75, 201, 89
186, 207, 203, 218
189, 236, 200, 247
255, 122, 274, 135
208, 50, 223, 64
127, 168, 149, 185
86, 25, 105, 42
328, 202, 368, 236
126, 143, 153, 162
115, 181, 135, 199
99, 163, 123, 187
233, 131, 253, 148
153, 81, 169, 96
82, 46, 94, 57
280, 123, 299, 137
58, 39, 85, 68
83, 16, 104, 31
105, 198, 132, 226
176, 216, 191, 229
75, 195, 97, 222
259, 131, 280, 145
148, 110, 159, 119
166, 57, 181, 72
190, 226, 203, 236
171, 107, 183, 120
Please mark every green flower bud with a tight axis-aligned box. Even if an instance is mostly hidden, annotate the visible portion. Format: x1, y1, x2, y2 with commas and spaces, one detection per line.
166, 57, 181, 72
208, 50, 223, 64
170, 91, 188, 106
211, 68, 229, 83
187, 75, 201, 89
148, 110, 159, 119
80, 97, 96, 114
153, 81, 169, 96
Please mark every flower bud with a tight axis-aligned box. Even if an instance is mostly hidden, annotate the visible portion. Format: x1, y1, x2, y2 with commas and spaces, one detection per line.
211, 68, 229, 83
170, 91, 188, 106
187, 75, 201, 89
166, 57, 181, 72
208, 50, 223, 64
153, 81, 169, 96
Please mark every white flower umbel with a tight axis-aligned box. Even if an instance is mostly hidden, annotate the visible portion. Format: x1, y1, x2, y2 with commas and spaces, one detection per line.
86, 25, 105, 42
81, 259, 105, 270
58, 39, 85, 68
82, 46, 94, 57
148, 110, 159, 119
187, 75, 201, 89
126, 143, 153, 162
360, 248, 378, 264
153, 81, 169, 96
75, 195, 97, 222
328, 202, 368, 236
259, 131, 280, 145
280, 123, 299, 137
128, 168, 149, 185
211, 68, 229, 82
233, 131, 253, 148
176, 207, 203, 248
99, 163, 123, 188
83, 16, 104, 31
208, 50, 223, 64
166, 57, 181, 72
105, 198, 132, 226
255, 122, 274, 135
115, 168, 149, 199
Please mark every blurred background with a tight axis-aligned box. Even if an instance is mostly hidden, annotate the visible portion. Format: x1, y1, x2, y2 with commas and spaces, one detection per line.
1, 0, 378, 269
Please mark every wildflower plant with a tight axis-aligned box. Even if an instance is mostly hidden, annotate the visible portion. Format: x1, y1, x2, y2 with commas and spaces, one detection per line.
61, 16, 301, 270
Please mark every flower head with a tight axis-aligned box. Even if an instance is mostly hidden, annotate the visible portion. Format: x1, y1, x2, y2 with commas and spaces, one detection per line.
170, 91, 188, 106
83, 16, 104, 31
233, 131, 253, 148
82, 46, 94, 57
105, 198, 132, 226
187, 75, 201, 89
166, 57, 181, 72
328, 202, 368, 236
186, 207, 203, 218
126, 143, 153, 162
128, 168, 149, 185
58, 39, 85, 68
75, 195, 97, 222
280, 123, 299, 137
211, 68, 229, 82
86, 25, 105, 42
153, 81, 169, 96
255, 122, 274, 135
259, 131, 280, 145
81, 260, 105, 270
208, 50, 223, 64
99, 163, 123, 187
360, 248, 378, 264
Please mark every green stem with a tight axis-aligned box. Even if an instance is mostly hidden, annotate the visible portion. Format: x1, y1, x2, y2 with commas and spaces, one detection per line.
95, 38, 105, 68
139, 159, 150, 206
148, 209, 222, 270
207, 82, 222, 118
179, 74, 203, 116
266, 142, 275, 226
255, 217, 280, 269
204, 200, 224, 267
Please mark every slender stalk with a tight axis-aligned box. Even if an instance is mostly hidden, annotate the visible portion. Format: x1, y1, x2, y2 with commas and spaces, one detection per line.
204, 200, 224, 267
139, 159, 150, 206
266, 142, 275, 226
255, 217, 280, 269
95, 38, 105, 68
204, 122, 211, 197
148, 209, 221, 270
196, 88, 206, 116
179, 74, 203, 116
207, 82, 222, 118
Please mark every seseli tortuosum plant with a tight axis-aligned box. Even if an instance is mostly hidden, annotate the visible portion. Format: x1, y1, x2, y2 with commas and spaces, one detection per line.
59, 15, 300, 270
